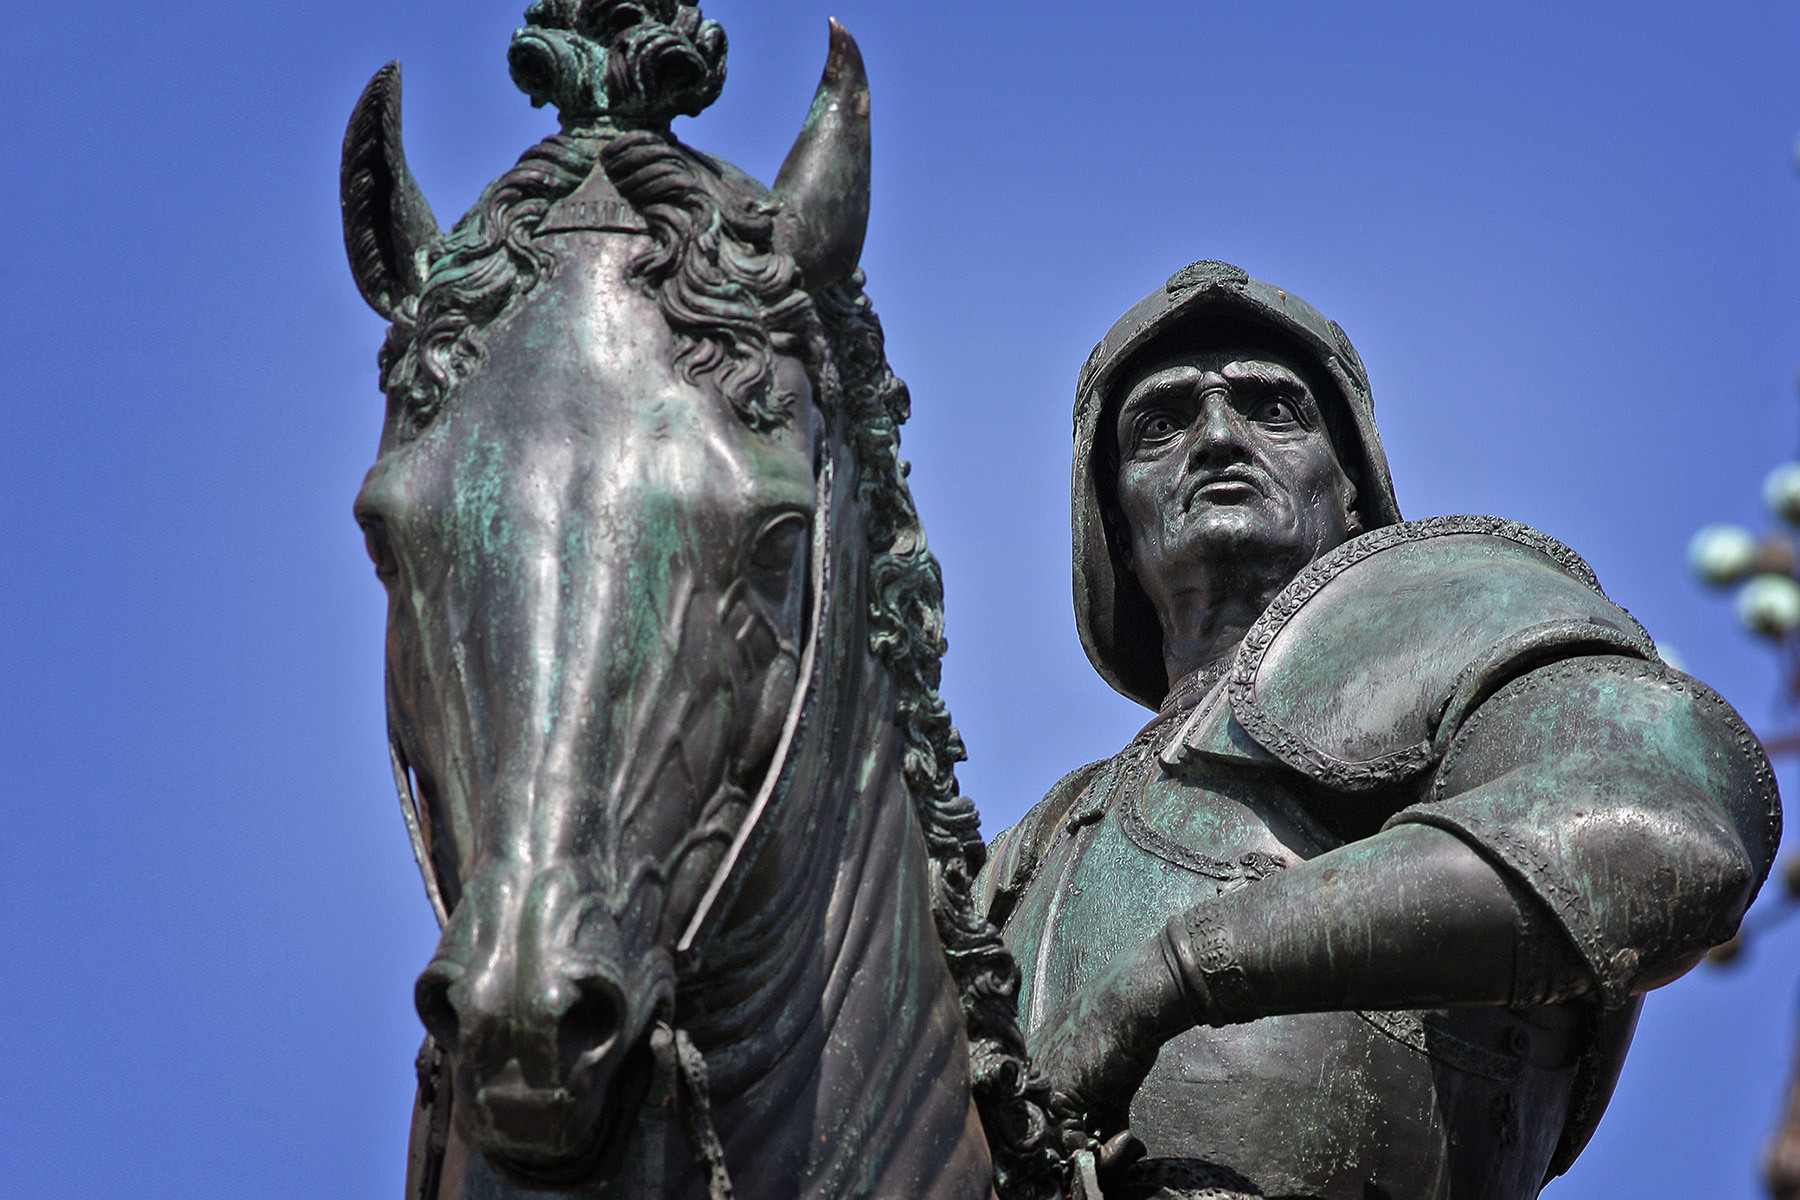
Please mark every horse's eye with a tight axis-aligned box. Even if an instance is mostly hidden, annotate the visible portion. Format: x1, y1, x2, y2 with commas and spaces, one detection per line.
360, 516, 400, 585
748, 513, 808, 575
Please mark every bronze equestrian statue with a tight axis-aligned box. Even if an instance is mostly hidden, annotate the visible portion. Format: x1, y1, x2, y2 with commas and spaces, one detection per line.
338, 4, 1060, 1198
978, 260, 1783, 1199
339, 6, 1779, 1199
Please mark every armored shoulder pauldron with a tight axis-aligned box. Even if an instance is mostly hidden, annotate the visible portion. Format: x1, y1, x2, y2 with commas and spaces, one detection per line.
1165, 515, 1657, 791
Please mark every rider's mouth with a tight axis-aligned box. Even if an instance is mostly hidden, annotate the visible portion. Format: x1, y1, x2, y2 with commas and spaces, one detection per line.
1187, 469, 1266, 506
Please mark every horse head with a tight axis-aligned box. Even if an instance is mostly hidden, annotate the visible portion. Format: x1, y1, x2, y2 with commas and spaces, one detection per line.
345, 8, 868, 1185
342, 7, 1060, 1197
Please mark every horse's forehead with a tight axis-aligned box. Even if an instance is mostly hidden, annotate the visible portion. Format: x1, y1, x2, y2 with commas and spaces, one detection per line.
374, 232, 817, 522
456, 233, 772, 447
488, 233, 682, 416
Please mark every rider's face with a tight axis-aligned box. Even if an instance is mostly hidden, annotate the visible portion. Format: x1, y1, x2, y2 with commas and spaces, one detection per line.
1112, 351, 1358, 620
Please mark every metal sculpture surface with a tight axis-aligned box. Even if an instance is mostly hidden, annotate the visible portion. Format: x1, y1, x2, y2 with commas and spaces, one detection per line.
978, 264, 1784, 1199
339, 6, 1060, 1198
342, 9, 1783, 1200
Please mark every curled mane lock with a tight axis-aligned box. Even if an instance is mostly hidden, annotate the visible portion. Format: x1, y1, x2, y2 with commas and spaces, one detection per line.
816, 278, 1067, 1200
378, 134, 600, 438
602, 130, 823, 431
378, 2, 736, 440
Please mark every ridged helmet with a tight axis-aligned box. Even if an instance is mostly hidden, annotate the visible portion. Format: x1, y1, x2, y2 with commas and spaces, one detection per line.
1073, 260, 1404, 710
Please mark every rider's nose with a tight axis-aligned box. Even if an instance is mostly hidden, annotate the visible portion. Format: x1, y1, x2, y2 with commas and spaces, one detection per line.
1190, 391, 1248, 458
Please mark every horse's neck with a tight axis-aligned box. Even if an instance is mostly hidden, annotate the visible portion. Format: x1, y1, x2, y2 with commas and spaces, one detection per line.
669, 514, 991, 1199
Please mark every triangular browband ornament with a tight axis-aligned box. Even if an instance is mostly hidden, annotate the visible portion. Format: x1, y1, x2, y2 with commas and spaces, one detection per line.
538, 167, 649, 236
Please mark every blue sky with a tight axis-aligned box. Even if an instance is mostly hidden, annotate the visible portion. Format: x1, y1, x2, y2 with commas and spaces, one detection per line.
4, 1, 1800, 1196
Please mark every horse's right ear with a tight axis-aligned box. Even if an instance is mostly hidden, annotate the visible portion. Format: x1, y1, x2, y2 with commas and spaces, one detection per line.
771, 20, 871, 292
341, 62, 440, 320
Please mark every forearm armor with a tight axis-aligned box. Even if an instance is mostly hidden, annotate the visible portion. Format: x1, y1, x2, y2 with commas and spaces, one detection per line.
1158, 823, 1591, 1030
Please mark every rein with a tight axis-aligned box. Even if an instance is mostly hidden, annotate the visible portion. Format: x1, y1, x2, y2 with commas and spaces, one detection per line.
388, 455, 836, 1200
678, 456, 834, 953
658, 455, 833, 1200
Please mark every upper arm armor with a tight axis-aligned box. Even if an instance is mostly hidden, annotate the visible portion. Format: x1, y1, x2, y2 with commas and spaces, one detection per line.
1158, 513, 1778, 1003
976, 758, 1112, 927
1155, 514, 1777, 1176
1393, 653, 1779, 1005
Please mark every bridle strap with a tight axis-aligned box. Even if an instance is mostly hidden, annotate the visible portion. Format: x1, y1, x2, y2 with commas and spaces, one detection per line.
660, 457, 834, 1199
653, 1023, 736, 1200
677, 455, 834, 953
389, 693, 449, 930
385, 456, 836, 944
385, 456, 834, 1200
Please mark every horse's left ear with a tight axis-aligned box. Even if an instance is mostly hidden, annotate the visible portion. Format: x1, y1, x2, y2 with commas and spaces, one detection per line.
772, 19, 871, 292
341, 62, 441, 320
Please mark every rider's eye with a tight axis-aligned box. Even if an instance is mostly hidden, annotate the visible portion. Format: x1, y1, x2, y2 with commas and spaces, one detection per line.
1140, 413, 1182, 444
1255, 398, 1298, 425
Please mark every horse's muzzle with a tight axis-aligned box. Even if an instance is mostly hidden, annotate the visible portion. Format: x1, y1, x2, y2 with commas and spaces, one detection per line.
460, 1040, 659, 1190
414, 861, 671, 1182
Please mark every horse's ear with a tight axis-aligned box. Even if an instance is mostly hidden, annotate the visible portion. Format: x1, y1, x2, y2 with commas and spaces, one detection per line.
341, 62, 441, 320
772, 19, 871, 292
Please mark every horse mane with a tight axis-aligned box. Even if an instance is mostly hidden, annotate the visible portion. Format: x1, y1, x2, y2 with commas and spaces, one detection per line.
377, 134, 599, 440
810, 280, 1066, 1200
600, 130, 823, 431
376, 127, 1064, 1200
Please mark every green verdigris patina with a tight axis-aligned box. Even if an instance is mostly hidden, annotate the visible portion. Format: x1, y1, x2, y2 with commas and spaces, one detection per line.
340, 4, 1779, 1195
341, 5, 1060, 1199
979, 265, 1780, 1199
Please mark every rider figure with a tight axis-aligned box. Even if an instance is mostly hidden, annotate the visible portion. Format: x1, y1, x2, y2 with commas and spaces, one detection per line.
978, 260, 1780, 1199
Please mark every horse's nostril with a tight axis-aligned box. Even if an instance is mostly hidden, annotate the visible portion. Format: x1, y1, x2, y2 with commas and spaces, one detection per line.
414, 964, 461, 1053
557, 976, 625, 1076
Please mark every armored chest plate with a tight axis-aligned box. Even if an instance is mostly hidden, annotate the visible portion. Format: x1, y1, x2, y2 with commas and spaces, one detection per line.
998, 737, 1583, 1200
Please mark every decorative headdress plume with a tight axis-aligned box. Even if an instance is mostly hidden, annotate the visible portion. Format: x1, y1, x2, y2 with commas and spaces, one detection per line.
507, 0, 728, 131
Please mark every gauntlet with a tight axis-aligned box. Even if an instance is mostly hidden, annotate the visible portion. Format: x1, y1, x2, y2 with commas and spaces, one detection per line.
1031, 823, 1592, 1127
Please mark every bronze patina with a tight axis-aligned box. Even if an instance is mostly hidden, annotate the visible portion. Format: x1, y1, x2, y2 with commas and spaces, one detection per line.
341, 7, 1780, 1200
978, 264, 1782, 1199
340, 5, 1059, 1198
